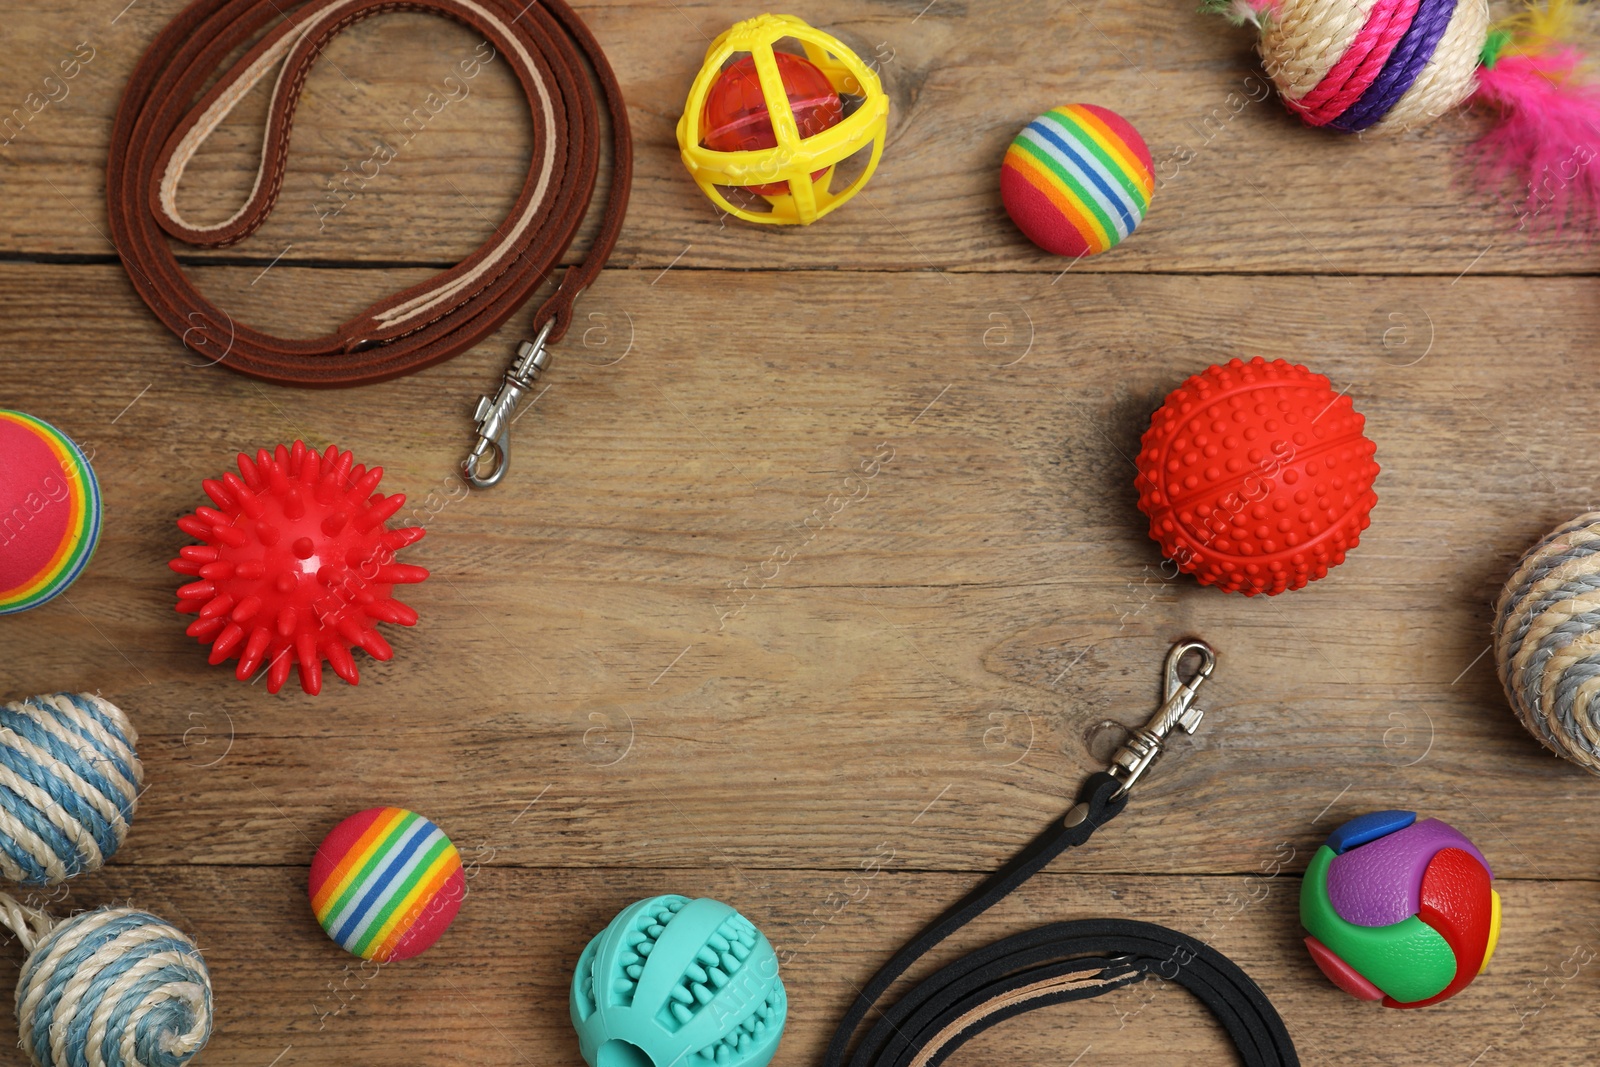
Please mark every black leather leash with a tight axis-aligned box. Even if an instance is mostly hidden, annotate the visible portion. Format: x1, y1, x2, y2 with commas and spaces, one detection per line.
824, 640, 1299, 1067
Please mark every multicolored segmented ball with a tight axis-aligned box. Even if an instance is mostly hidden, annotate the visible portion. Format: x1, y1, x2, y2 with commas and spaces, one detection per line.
1301, 810, 1501, 1008
1000, 104, 1154, 257
0, 411, 100, 615
309, 807, 465, 962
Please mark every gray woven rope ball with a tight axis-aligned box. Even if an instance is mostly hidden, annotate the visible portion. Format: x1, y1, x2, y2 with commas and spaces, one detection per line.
1494, 512, 1600, 773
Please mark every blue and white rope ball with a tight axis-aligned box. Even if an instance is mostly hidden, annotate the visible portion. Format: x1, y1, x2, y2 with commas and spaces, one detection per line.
15, 907, 212, 1067
0, 695, 142, 887
1495, 513, 1600, 773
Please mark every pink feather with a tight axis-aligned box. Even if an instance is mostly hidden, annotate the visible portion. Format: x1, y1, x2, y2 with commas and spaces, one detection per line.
1472, 47, 1600, 234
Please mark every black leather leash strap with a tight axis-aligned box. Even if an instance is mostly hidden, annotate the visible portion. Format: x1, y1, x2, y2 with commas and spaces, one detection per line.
859, 916, 1299, 1067
823, 654, 1299, 1067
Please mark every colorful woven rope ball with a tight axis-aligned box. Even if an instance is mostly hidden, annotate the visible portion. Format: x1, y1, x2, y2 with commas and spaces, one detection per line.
309, 808, 465, 962
1211, 0, 1600, 227
1134, 357, 1380, 595
0, 694, 142, 887
11, 905, 212, 1067
0, 411, 101, 616
1217, 0, 1490, 131
1301, 810, 1499, 1007
1492, 512, 1600, 774
571, 895, 786, 1067
1001, 105, 1153, 257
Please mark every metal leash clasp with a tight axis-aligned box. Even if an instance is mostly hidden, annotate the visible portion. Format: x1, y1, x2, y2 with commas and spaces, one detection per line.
462, 320, 556, 489
1107, 639, 1216, 799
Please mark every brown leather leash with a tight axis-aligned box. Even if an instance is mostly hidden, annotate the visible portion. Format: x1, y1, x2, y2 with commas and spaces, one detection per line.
107, 0, 631, 485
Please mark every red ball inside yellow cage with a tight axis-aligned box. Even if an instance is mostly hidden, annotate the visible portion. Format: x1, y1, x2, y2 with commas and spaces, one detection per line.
677, 14, 890, 225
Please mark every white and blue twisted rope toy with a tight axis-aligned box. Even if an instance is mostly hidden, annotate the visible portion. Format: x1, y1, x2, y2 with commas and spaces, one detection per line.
5, 901, 212, 1067
1495, 515, 1600, 774
0, 694, 141, 888
0, 694, 212, 1067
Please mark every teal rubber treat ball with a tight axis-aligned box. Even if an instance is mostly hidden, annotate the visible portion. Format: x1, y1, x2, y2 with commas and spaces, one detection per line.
571, 895, 786, 1067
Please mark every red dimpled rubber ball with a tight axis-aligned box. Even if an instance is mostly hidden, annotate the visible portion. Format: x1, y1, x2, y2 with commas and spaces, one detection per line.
701, 51, 843, 195
1134, 358, 1379, 596
170, 441, 428, 694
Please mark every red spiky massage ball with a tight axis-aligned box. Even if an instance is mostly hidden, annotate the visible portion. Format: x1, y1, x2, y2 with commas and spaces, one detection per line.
1134, 358, 1379, 596
169, 441, 428, 694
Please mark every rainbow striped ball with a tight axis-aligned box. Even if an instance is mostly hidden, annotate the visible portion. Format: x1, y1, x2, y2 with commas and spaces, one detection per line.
1001, 104, 1153, 258
309, 807, 465, 962
0, 411, 100, 615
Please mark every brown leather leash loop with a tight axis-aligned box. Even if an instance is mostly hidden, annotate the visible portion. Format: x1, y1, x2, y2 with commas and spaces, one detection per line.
107, 0, 631, 396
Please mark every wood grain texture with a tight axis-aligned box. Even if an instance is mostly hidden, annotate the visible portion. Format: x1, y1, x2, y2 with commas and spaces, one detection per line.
0, 866, 1593, 1066
2, 0, 1600, 273
4, 0, 1600, 1063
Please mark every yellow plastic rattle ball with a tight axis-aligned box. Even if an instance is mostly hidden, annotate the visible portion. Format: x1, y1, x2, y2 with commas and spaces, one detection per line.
676, 14, 890, 226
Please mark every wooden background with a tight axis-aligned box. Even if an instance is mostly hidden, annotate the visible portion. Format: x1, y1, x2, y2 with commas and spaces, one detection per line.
3, 0, 1599, 1063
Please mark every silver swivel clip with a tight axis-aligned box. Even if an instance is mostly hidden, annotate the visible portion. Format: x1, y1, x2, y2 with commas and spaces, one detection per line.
1108, 638, 1216, 798
1063, 639, 1216, 828
462, 319, 555, 489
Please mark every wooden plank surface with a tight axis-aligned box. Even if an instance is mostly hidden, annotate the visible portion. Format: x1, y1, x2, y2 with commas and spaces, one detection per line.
4, 0, 1600, 1064
4, 0, 1600, 273
2, 865, 1594, 1066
